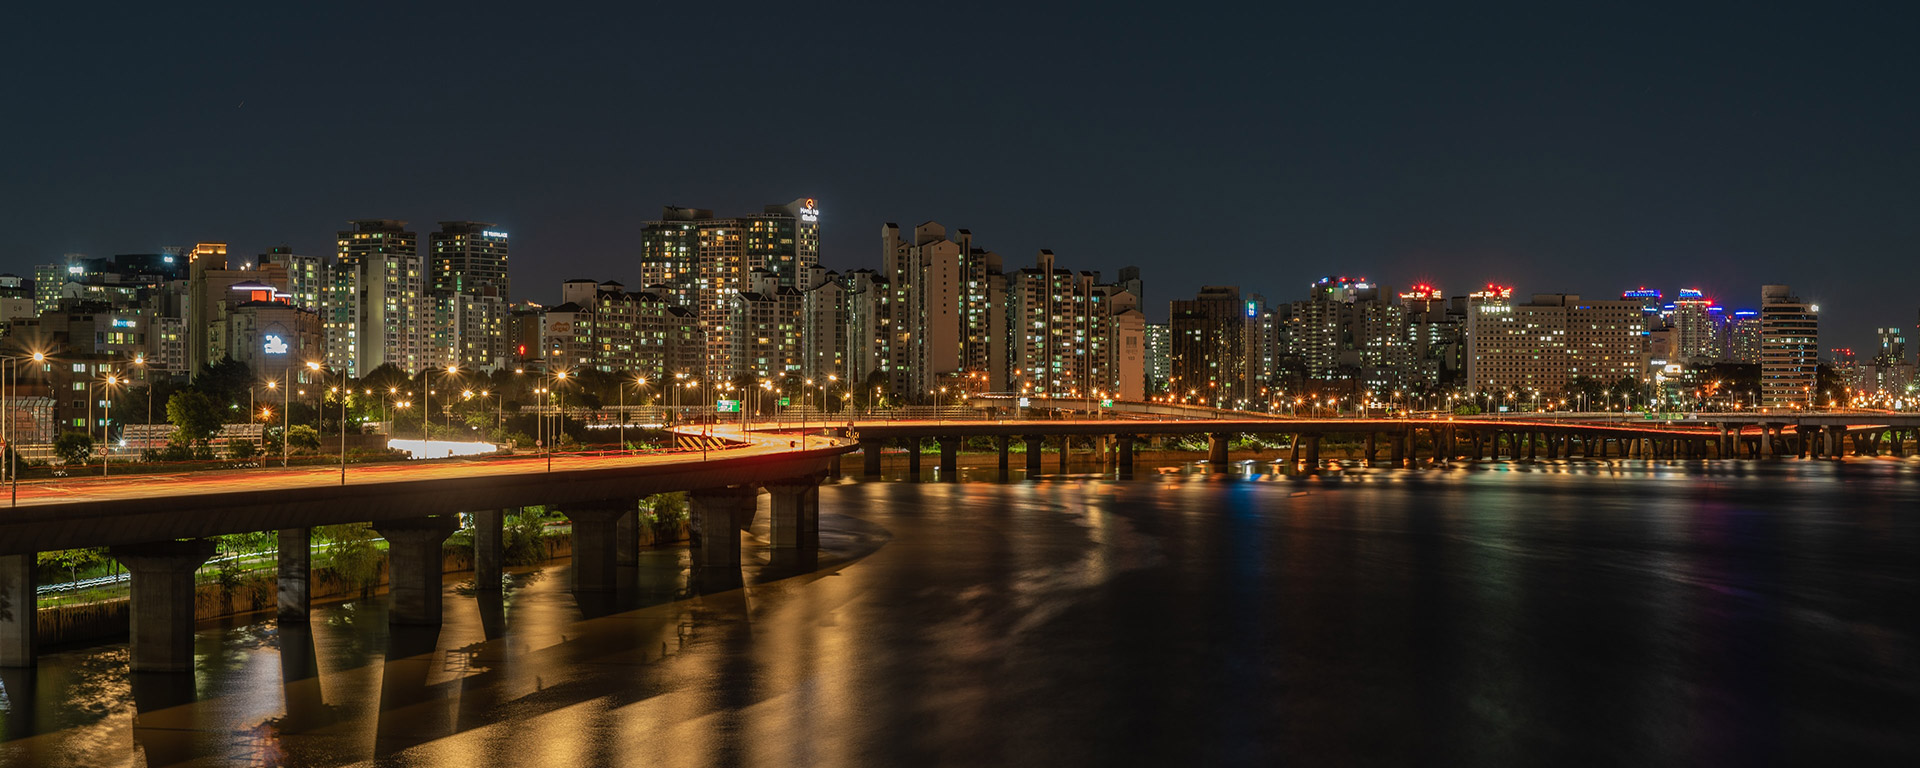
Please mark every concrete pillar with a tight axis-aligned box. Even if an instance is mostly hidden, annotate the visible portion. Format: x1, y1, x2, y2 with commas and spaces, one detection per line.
473, 509, 504, 593
768, 478, 821, 549
616, 507, 640, 566
690, 486, 757, 569
827, 451, 842, 478
1024, 435, 1044, 474
861, 439, 884, 477
996, 435, 1010, 475
277, 528, 311, 623
1389, 431, 1406, 467
938, 436, 960, 480
372, 517, 458, 626
1894, 430, 1907, 457
0, 554, 35, 668
1208, 433, 1230, 471
1527, 432, 1538, 460
1364, 433, 1377, 467
560, 501, 630, 593
906, 439, 922, 477
1304, 435, 1321, 468
110, 539, 217, 673
1058, 435, 1070, 472
1288, 434, 1300, 468
1117, 435, 1135, 472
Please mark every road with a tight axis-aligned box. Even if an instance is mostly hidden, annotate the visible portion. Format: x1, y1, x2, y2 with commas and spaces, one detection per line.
5, 425, 830, 509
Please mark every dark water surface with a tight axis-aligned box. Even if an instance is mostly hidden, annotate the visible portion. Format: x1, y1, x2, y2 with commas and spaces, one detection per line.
3, 459, 1919, 766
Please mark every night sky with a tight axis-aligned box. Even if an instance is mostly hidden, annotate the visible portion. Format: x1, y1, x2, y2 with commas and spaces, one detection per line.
5, 2, 1915, 348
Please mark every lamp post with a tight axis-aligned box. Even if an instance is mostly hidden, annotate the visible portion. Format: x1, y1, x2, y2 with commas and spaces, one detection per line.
6, 352, 46, 505
97, 373, 122, 477
547, 369, 571, 471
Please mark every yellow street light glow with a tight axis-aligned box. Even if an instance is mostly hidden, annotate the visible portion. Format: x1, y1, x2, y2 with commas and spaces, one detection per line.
306, 361, 322, 371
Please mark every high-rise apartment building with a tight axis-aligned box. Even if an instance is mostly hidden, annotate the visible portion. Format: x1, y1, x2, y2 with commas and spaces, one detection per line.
1672, 288, 1716, 362
881, 222, 1007, 396
331, 220, 425, 375
254, 247, 327, 311
1170, 286, 1251, 407
1726, 309, 1762, 363
638, 199, 820, 379
428, 222, 510, 298
1467, 291, 1647, 395
1144, 323, 1171, 395
1759, 284, 1819, 409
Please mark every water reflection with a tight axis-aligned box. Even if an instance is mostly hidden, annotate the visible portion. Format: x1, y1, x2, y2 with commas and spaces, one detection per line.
1, 459, 1917, 765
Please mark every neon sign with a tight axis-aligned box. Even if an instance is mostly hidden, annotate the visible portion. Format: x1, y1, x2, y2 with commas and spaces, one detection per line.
799, 198, 819, 223
483, 230, 509, 239
263, 334, 289, 355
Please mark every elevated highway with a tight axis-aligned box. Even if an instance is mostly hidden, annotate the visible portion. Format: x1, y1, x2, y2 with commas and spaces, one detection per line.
0, 427, 854, 673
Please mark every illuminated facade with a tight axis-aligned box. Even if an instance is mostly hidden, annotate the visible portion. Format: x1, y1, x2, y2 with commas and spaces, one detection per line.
1759, 284, 1819, 409
639, 199, 820, 379
332, 220, 425, 375
1170, 286, 1251, 407
1467, 290, 1647, 395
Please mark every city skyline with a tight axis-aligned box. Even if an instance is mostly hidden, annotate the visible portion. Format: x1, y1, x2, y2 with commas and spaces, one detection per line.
6, 4, 1917, 349
4, 215, 1898, 354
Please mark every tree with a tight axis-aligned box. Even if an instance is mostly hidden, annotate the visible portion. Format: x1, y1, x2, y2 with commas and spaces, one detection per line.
190, 358, 256, 412
53, 432, 93, 465
166, 390, 224, 444
228, 438, 258, 460
285, 424, 321, 451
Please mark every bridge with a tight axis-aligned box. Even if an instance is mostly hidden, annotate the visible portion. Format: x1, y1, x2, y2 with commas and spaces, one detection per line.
0, 428, 852, 674
807, 416, 1753, 479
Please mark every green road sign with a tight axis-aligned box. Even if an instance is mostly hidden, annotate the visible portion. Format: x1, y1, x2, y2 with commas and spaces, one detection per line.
715, 399, 741, 413
1100, 399, 1114, 408
779, 397, 791, 406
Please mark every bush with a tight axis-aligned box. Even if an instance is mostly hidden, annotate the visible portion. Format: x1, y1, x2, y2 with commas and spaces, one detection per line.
504, 507, 556, 565
286, 425, 321, 451
53, 432, 93, 465
229, 439, 258, 460
317, 523, 382, 596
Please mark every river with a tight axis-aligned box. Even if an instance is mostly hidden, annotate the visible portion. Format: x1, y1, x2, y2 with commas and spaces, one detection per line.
2, 458, 1917, 766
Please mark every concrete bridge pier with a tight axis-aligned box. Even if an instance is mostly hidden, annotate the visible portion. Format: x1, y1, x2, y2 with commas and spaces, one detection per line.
560, 501, 632, 593
1471, 432, 1484, 462
1527, 432, 1538, 461
827, 451, 842, 478
1389, 431, 1406, 467
1024, 436, 1044, 475
616, 507, 640, 567
0, 553, 35, 668
1894, 430, 1907, 457
906, 439, 923, 478
1058, 436, 1071, 472
1208, 433, 1230, 471
1364, 433, 1377, 467
1117, 435, 1135, 473
1287, 434, 1300, 469
110, 539, 217, 673
691, 486, 757, 569
767, 477, 821, 549
862, 439, 884, 477
473, 509, 504, 593
938, 437, 961, 480
996, 435, 1011, 476
1304, 435, 1321, 469
277, 528, 311, 623
373, 517, 459, 625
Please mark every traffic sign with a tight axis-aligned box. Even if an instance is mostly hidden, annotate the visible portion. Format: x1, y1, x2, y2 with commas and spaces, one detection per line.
716, 400, 741, 413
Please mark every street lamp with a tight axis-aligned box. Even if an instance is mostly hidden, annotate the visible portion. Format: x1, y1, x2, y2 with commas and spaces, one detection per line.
99, 373, 122, 477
